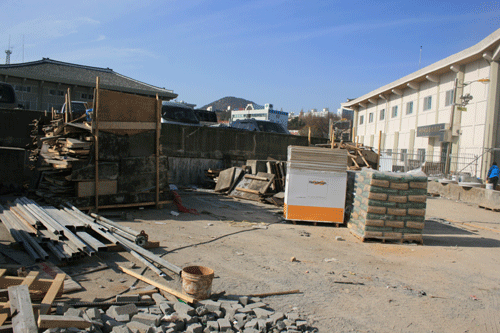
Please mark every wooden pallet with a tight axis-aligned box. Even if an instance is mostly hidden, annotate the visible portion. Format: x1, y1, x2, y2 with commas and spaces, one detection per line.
287, 220, 344, 228
349, 224, 424, 245
478, 205, 500, 212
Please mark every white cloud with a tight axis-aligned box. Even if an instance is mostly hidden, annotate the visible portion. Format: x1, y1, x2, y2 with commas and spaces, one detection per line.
4, 17, 100, 43
95, 35, 106, 42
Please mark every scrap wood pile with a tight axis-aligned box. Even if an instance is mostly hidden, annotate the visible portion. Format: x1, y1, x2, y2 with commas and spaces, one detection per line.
349, 169, 428, 244
0, 197, 173, 272
32, 116, 171, 209
212, 159, 287, 206
34, 119, 93, 200
316, 142, 379, 170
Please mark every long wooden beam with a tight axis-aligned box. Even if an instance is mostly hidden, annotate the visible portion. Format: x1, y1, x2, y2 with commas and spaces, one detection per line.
118, 266, 195, 304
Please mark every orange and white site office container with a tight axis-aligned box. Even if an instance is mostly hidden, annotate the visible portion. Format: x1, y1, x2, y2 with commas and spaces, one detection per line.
284, 146, 348, 223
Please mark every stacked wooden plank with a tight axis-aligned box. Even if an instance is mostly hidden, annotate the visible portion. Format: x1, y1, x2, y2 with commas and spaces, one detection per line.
349, 169, 428, 244
35, 122, 93, 200
315, 142, 379, 170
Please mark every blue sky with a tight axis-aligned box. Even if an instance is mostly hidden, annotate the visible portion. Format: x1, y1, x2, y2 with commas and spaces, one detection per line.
1, 0, 500, 113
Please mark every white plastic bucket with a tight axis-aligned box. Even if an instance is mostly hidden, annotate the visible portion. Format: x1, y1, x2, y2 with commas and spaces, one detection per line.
486, 183, 494, 190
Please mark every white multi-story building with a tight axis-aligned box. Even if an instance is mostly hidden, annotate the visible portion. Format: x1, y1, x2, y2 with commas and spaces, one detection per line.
231, 103, 289, 129
341, 28, 500, 179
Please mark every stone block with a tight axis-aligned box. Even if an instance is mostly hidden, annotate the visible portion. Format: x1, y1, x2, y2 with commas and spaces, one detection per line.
286, 312, 299, 322
116, 294, 141, 302
206, 321, 219, 331
245, 319, 258, 329
198, 300, 221, 312
246, 302, 266, 309
296, 320, 308, 329
111, 326, 132, 333
131, 313, 162, 327
195, 305, 209, 316
177, 312, 198, 324
217, 318, 231, 332
257, 319, 266, 330
162, 321, 185, 332
64, 308, 83, 317
126, 321, 155, 333
149, 307, 163, 315
186, 323, 203, 333
173, 302, 196, 316
268, 312, 284, 325
159, 302, 173, 315
105, 318, 125, 332
253, 307, 274, 319
238, 296, 249, 306
152, 293, 167, 305
86, 308, 101, 321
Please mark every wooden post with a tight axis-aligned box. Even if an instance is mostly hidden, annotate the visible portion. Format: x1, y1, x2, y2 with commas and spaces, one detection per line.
94, 77, 100, 213
330, 123, 334, 149
156, 94, 160, 209
67, 88, 72, 122
377, 130, 382, 170
64, 93, 68, 124
308, 127, 311, 146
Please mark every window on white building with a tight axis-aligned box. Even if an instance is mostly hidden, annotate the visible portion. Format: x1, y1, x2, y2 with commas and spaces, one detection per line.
423, 96, 432, 111
380, 109, 385, 121
359, 115, 364, 125
406, 101, 413, 115
445, 90, 454, 106
417, 148, 426, 162
368, 112, 374, 123
391, 105, 398, 118
400, 149, 407, 162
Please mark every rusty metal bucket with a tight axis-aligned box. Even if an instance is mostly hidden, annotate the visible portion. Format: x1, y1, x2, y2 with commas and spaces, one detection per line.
181, 266, 214, 300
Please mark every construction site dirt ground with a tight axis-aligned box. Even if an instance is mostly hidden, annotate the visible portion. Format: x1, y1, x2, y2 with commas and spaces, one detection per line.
1, 191, 500, 332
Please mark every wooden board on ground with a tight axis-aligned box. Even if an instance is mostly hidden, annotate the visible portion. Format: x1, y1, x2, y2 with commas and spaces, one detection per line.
214, 167, 236, 193
8, 285, 37, 333
229, 172, 274, 202
23, 262, 82, 293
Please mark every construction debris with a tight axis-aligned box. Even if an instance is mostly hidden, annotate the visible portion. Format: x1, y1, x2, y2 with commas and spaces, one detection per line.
316, 142, 379, 170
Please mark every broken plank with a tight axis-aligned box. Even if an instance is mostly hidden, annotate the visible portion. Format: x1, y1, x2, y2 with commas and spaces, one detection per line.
8, 285, 37, 333
39, 273, 65, 315
235, 187, 261, 195
247, 289, 301, 297
38, 315, 91, 329
244, 175, 269, 181
118, 266, 195, 304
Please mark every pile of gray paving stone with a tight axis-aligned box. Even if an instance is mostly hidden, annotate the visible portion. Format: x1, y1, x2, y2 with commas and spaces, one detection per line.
47, 293, 318, 333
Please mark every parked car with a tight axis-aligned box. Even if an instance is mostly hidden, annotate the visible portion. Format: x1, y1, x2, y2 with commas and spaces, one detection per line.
193, 109, 218, 126
230, 119, 290, 134
60, 101, 89, 120
0, 83, 21, 109
161, 101, 200, 126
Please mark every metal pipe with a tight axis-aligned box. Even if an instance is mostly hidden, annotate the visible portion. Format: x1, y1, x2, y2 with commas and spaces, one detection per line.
112, 233, 182, 275
90, 213, 140, 237
129, 250, 166, 277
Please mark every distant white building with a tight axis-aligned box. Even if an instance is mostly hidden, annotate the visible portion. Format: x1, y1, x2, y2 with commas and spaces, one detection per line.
307, 108, 330, 117
341, 27, 500, 179
231, 103, 289, 129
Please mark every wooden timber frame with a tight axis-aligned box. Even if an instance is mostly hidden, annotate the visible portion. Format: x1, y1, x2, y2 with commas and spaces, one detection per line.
0, 269, 66, 328
92, 77, 162, 212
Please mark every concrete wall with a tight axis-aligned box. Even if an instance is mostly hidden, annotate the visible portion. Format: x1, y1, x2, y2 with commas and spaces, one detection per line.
160, 123, 328, 185
428, 181, 500, 209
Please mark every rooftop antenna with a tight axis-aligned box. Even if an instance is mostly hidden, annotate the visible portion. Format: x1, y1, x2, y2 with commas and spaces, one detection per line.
418, 46, 422, 69
5, 35, 13, 65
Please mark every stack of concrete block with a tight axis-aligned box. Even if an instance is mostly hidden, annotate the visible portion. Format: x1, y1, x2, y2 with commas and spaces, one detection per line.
44, 293, 317, 333
349, 168, 428, 243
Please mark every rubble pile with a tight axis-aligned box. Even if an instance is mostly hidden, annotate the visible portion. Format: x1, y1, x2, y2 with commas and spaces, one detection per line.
349, 169, 428, 243
50, 293, 317, 333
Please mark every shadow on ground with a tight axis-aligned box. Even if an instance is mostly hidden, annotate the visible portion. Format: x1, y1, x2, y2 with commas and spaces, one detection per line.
423, 220, 500, 248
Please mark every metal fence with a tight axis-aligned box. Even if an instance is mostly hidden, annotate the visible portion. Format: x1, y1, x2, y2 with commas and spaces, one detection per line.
378, 150, 482, 178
